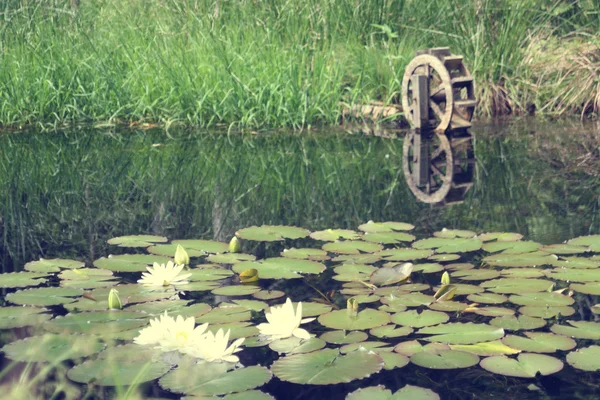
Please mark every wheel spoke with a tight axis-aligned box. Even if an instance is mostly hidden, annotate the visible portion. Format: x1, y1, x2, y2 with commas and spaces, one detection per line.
430, 83, 446, 103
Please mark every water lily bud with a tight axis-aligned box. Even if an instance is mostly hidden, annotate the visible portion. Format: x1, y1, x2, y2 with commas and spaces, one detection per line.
441, 271, 450, 285
108, 288, 122, 310
346, 297, 358, 318
240, 268, 259, 283
174, 244, 190, 266
229, 236, 241, 253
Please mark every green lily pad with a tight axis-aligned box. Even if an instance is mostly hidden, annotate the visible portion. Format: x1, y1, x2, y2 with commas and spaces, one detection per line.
147, 244, 204, 258
216, 391, 275, 400
502, 332, 576, 353
509, 292, 574, 307
482, 241, 541, 254
478, 232, 524, 242
212, 285, 261, 296
545, 268, 600, 283
233, 258, 325, 279
429, 254, 461, 262
380, 293, 432, 308
333, 264, 377, 282
428, 301, 469, 312
479, 278, 554, 294
94, 254, 171, 272
269, 337, 326, 355
377, 249, 433, 261
236, 225, 309, 242
340, 341, 391, 354
347, 385, 439, 400
187, 266, 234, 281
318, 309, 390, 330
207, 322, 259, 340
270, 348, 384, 385
566, 346, 600, 371
43, 310, 148, 335
107, 235, 168, 247
0, 272, 48, 288
446, 283, 484, 295
58, 268, 117, 289
434, 229, 476, 239
322, 241, 383, 255
469, 307, 515, 317
370, 263, 413, 286
490, 315, 546, 331
391, 310, 448, 328
207, 253, 257, 264
568, 235, 600, 251
541, 244, 588, 255
467, 293, 508, 304
452, 269, 500, 281
370, 325, 413, 339
363, 232, 416, 244
411, 349, 479, 369
411, 263, 444, 274
482, 253, 557, 268
91, 284, 176, 305
449, 341, 521, 356
500, 268, 545, 278
24, 258, 85, 273
281, 248, 329, 261
310, 229, 361, 241
0, 306, 52, 329
231, 300, 269, 312
175, 281, 221, 292
1, 334, 105, 362
295, 302, 333, 317
518, 306, 575, 319
570, 282, 600, 295
332, 254, 382, 264
394, 341, 449, 357
196, 306, 251, 324
68, 345, 171, 386
550, 320, 600, 339
253, 290, 285, 300
443, 263, 474, 271
418, 323, 505, 344
358, 221, 414, 233
480, 353, 563, 378
552, 257, 600, 269
126, 301, 211, 318
319, 330, 368, 344
6, 287, 83, 306
413, 238, 482, 253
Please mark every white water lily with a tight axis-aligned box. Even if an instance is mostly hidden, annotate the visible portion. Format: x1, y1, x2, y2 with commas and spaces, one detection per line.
257, 298, 315, 340
187, 328, 245, 363
137, 260, 191, 286
134, 312, 209, 355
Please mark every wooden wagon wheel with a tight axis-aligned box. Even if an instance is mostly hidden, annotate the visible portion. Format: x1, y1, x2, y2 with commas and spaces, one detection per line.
402, 48, 477, 133
403, 131, 454, 203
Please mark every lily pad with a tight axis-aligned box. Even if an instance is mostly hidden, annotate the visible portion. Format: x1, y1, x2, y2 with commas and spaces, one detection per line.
413, 238, 482, 253
0, 306, 52, 329
236, 225, 309, 242
318, 309, 391, 330
207, 253, 257, 264
480, 353, 563, 378
358, 221, 415, 233
188, 267, 234, 281
418, 323, 505, 344
518, 306, 575, 319
469, 307, 515, 317
370, 263, 413, 286
0, 272, 48, 288
482, 241, 541, 254
478, 232, 524, 242
231, 300, 269, 312
91, 284, 175, 305
281, 248, 329, 261
107, 234, 168, 247
24, 258, 85, 273
428, 254, 461, 262
332, 254, 382, 264
452, 269, 500, 281
377, 249, 433, 261
411, 349, 479, 369
2, 334, 105, 362
68, 345, 171, 386
550, 320, 600, 339
479, 278, 554, 294
212, 285, 261, 296
340, 341, 391, 354
500, 268, 545, 278
270, 348, 383, 385
363, 232, 416, 244
269, 337, 326, 355
380, 293, 432, 308
489, 315, 546, 331
566, 346, 600, 371
370, 325, 413, 339
411, 263, 444, 274
434, 229, 476, 239
253, 290, 285, 300
467, 293, 507, 304
94, 254, 171, 272
6, 287, 83, 306
482, 253, 557, 268
552, 257, 600, 269
544, 268, 600, 283
568, 235, 600, 251
391, 310, 448, 328
43, 310, 148, 335
310, 229, 361, 241
502, 332, 576, 353
570, 282, 600, 295
232, 258, 325, 279
196, 306, 251, 324
394, 341, 449, 357
127, 301, 211, 317
449, 341, 521, 356
540, 244, 588, 255
322, 241, 383, 255
347, 385, 439, 400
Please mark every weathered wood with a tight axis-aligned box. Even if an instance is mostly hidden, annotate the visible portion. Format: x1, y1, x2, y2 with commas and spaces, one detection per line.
411, 74, 429, 129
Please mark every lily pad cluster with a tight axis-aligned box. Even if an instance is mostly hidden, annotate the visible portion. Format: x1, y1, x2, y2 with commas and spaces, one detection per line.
0, 228, 599, 398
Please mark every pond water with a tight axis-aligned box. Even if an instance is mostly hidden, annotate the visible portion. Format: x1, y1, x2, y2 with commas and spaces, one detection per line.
0, 119, 598, 399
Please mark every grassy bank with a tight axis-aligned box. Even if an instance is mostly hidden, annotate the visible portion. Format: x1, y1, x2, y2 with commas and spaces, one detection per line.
1, 0, 600, 129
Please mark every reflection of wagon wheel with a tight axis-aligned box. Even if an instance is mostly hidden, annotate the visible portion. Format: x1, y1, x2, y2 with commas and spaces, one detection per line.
403, 131, 454, 203
402, 48, 477, 133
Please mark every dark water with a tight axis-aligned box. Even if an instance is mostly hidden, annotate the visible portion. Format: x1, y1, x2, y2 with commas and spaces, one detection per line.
0, 119, 599, 399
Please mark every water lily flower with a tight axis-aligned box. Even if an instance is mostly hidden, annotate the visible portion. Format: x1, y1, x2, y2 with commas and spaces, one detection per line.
257, 298, 315, 340
137, 260, 191, 286
174, 244, 190, 266
187, 328, 245, 363
134, 312, 209, 355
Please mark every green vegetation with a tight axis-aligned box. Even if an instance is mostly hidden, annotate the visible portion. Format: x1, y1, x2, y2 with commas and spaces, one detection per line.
1, 0, 600, 129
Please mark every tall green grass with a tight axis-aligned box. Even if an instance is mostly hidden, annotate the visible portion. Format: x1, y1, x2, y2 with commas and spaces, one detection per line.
1, 0, 599, 128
